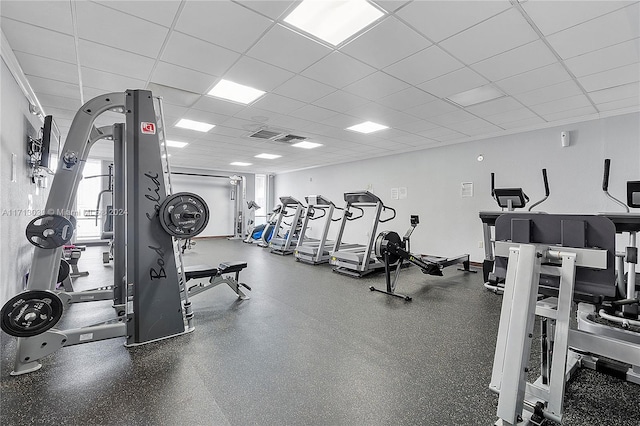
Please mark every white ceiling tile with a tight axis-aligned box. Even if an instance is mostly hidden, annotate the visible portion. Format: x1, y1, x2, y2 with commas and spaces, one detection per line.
15, 52, 79, 85
472, 41, 557, 81
94, 1, 182, 27
289, 105, 337, 122
37, 93, 82, 112
514, 80, 583, 106
28, 76, 80, 101
529, 94, 593, 115
78, 40, 155, 81
1, 18, 77, 64
428, 110, 477, 126
181, 109, 232, 126
578, 63, 640, 92
224, 56, 294, 92
0, 1, 74, 34
273, 75, 336, 103
147, 83, 202, 108
191, 96, 246, 116
596, 96, 640, 112
522, 0, 634, 36
396, 120, 440, 134
82, 67, 146, 93
546, 3, 640, 59
301, 52, 376, 89
405, 99, 461, 119
589, 82, 640, 104
374, 1, 412, 13
76, 2, 169, 58
377, 87, 437, 111
151, 62, 217, 94
321, 114, 363, 130
440, 8, 539, 64
161, 32, 240, 76
159, 103, 189, 121
341, 16, 431, 69
236, 0, 298, 19
383, 45, 464, 85
418, 67, 488, 98
345, 102, 413, 127
396, 0, 511, 42
539, 105, 598, 121
495, 63, 573, 95
499, 116, 546, 129
466, 97, 524, 117
247, 25, 331, 73
483, 108, 539, 125
313, 91, 370, 113
564, 38, 640, 78
43, 106, 77, 120
419, 126, 461, 139
252, 93, 306, 114
343, 72, 409, 101
457, 123, 503, 136
176, 1, 273, 53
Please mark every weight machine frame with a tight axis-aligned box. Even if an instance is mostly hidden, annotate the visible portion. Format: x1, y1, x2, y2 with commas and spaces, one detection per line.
9, 90, 191, 375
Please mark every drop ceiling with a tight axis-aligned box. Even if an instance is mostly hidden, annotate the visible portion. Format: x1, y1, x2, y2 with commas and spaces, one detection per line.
2, 0, 639, 174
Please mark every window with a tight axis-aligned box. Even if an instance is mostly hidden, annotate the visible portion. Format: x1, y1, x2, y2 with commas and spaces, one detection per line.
254, 174, 267, 226
75, 159, 103, 240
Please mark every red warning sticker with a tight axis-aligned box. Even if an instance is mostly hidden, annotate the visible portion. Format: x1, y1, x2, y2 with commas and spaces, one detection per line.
141, 122, 156, 134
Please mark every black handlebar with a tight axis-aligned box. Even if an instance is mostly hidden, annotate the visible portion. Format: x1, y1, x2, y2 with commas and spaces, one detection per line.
542, 168, 549, 196
490, 172, 495, 197
379, 206, 397, 223
603, 159, 611, 191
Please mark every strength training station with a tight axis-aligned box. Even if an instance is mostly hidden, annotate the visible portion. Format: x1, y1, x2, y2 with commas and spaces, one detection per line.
1, 1, 639, 425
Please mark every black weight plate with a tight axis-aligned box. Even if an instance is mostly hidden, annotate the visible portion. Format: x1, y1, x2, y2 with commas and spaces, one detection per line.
158, 192, 209, 238
25, 214, 74, 249
58, 259, 71, 284
1, 290, 63, 337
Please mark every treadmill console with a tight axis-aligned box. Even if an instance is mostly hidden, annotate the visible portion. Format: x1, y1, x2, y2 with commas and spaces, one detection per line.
344, 190, 382, 204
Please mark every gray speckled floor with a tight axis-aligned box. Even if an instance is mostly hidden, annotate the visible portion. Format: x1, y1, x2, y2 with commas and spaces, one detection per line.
1, 239, 639, 425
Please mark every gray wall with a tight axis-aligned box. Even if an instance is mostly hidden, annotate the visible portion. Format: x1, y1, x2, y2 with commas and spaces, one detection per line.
274, 112, 640, 262
0, 58, 49, 304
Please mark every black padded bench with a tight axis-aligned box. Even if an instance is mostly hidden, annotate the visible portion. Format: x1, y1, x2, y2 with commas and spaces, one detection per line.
183, 261, 250, 300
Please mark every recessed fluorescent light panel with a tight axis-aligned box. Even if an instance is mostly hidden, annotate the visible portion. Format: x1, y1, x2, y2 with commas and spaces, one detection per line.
292, 141, 322, 149
446, 85, 505, 107
175, 118, 215, 132
284, 0, 384, 46
230, 162, 252, 166
208, 79, 265, 104
166, 140, 188, 148
346, 121, 389, 134
255, 153, 282, 160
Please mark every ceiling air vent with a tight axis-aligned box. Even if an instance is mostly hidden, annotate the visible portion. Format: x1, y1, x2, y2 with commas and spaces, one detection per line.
248, 129, 283, 140
273, 134, 307, 143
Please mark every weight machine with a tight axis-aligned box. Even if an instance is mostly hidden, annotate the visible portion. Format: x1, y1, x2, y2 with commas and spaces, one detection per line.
369, 215, 473, 301
488, 213, 640, 425
479, 169, 550, 293
0, 90, 243, 376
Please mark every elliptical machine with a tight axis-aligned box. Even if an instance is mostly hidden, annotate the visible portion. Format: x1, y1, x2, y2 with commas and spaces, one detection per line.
479, 168, 549, 293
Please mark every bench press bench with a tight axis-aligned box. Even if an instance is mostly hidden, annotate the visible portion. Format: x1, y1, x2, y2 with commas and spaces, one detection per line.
183, 261, 251, 300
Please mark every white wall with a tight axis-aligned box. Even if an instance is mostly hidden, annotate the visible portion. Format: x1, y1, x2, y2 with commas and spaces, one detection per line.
275, 112, 640, 262
0, 58, 50, 304
170, 168, 255, 237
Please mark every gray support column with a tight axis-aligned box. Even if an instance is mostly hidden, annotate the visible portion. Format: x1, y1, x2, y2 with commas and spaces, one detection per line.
124, 90, 185, 345
112, 123, 126, 306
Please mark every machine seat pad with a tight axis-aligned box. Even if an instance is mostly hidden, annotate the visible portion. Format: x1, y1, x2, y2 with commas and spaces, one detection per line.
218, 261, 248, 274
184, 265, 219, 281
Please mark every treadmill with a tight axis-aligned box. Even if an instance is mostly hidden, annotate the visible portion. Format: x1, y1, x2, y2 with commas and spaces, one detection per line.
330, 190, 396, 277
269, 196, 305, 256
295, 195, 358, 265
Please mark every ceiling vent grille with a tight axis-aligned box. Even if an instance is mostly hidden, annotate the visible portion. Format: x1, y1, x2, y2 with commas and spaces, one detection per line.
248, 129, 283, 139
273, 134, 307, 144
